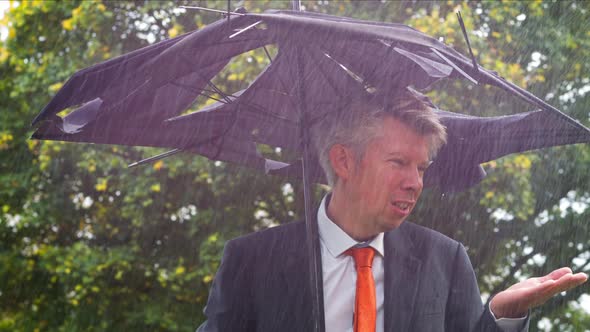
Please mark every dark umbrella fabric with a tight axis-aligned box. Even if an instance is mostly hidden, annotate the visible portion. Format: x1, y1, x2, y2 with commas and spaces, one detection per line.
31, 9, 590, 193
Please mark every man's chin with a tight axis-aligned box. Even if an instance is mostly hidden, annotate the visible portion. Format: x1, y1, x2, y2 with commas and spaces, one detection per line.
380, 218, 406, 233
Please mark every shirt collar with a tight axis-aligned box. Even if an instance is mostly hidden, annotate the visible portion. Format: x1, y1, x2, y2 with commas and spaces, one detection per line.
317, 194, 385, 258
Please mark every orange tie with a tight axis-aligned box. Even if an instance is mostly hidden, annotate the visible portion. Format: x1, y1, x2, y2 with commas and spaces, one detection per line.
347, 247, 376, 332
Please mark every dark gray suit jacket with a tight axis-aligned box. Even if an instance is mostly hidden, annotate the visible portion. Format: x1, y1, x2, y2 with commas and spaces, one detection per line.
197, 220, 529, 331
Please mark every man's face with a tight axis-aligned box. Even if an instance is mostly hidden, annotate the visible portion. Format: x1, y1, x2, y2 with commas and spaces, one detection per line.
346, 116, 430, 235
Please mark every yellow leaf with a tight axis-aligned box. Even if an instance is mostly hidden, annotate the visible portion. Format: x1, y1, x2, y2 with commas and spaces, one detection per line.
153, 160, 163, 171
95, 179, 107, 192
514, 155, 532, 170
508, 63, 522, 77
72, 6, 82, 18
203, 274, 213, 283
61, 18, 73, 31
150, 183, 161, 192
485, 191, 494, 199
0, 47, 8, 63
168, 26, 179, 38
49, 82, 63, 93
97, 3, 106, 12
175, 266, 186, 275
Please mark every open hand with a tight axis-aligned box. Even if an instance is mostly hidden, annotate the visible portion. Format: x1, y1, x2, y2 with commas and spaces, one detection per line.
490, 267, 588, 319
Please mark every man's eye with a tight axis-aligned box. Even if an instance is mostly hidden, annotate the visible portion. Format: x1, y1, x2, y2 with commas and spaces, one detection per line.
390, 159, 405, 166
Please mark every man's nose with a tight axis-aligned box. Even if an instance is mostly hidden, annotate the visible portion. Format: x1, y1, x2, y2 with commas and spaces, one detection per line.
401, 167, 423, 193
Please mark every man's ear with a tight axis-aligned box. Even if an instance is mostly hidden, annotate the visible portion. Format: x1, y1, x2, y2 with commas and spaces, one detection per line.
329, 144, 355, 181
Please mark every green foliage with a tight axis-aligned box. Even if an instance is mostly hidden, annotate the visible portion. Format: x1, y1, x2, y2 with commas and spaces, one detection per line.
1, 1, 589, 331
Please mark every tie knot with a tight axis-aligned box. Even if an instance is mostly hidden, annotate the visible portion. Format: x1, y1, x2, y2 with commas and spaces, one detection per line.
347, 247, 375, 269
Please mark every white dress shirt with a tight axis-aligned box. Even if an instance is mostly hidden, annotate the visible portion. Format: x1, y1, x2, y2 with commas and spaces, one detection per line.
317, 195, 526, 332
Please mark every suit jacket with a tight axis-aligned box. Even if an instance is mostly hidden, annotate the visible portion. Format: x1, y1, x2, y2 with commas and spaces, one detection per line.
197, 220, 529, 332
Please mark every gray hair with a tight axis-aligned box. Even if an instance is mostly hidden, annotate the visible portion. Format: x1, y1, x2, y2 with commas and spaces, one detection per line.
311, 90, 447, 187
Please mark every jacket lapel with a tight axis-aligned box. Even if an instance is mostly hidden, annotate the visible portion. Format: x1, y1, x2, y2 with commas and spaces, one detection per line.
383, 224, 423, 332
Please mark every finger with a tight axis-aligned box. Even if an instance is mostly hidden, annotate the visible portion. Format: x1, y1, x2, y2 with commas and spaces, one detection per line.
573, 272, 589, 281
553, 272, 588, 290
497, 272, 588, 312
534, 273, 588, 299
538, 267, 573, 282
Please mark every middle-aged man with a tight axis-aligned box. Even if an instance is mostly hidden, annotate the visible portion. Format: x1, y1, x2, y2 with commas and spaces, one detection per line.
197, 91, 588, 331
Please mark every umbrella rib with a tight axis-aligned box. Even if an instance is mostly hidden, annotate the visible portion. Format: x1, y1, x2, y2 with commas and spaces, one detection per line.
317, 62, 348, 100
180, 5, 246, 16
170, 81, 297, 126
201, 93, 229, 104
431, 48, 478, 85
270, 52, 292, 93
456, 11, 479, 73
238, 100, 299, 125
262, 46, 274, 63
201, 88, 240, 99
128, 148, 182, 168
229, 20, 263, 39
361, 39, 396, 88
203, 77, 233, 104
167, 82, 231, 105
306, 51, 361, 128
178, 62, 232, 105
127, 125, 242, 168
476, 71, 590, 134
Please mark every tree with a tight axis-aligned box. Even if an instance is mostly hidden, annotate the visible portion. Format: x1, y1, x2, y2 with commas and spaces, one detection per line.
1, 1, 588, 331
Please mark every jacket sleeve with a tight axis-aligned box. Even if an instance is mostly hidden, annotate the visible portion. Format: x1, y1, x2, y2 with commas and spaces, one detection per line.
196, 239, 256, 332
445, 243, 529, 332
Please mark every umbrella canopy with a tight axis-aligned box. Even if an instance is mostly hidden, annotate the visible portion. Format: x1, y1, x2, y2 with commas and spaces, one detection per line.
30, 9, 590, 193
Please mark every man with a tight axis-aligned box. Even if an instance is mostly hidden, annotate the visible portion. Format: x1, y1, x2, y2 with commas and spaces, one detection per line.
197, 91, 587, 331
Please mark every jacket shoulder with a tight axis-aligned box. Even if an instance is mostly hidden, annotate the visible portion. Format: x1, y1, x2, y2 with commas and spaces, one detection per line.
399, 221, 462, 255
225, 221, 306, 258
230, 220, 305, 244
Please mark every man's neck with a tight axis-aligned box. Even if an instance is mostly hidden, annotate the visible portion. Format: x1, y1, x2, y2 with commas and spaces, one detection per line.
326, 190, 376, 242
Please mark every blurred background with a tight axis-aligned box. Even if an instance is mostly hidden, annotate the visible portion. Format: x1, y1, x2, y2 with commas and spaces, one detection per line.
1, 1, 589, 331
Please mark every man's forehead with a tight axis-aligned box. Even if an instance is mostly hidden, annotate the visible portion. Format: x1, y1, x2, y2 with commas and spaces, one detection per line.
376, 116, 430, 142
372, 120, 431, 159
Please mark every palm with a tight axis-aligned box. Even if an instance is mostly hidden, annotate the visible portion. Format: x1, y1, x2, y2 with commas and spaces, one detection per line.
490, 267, 587, 318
